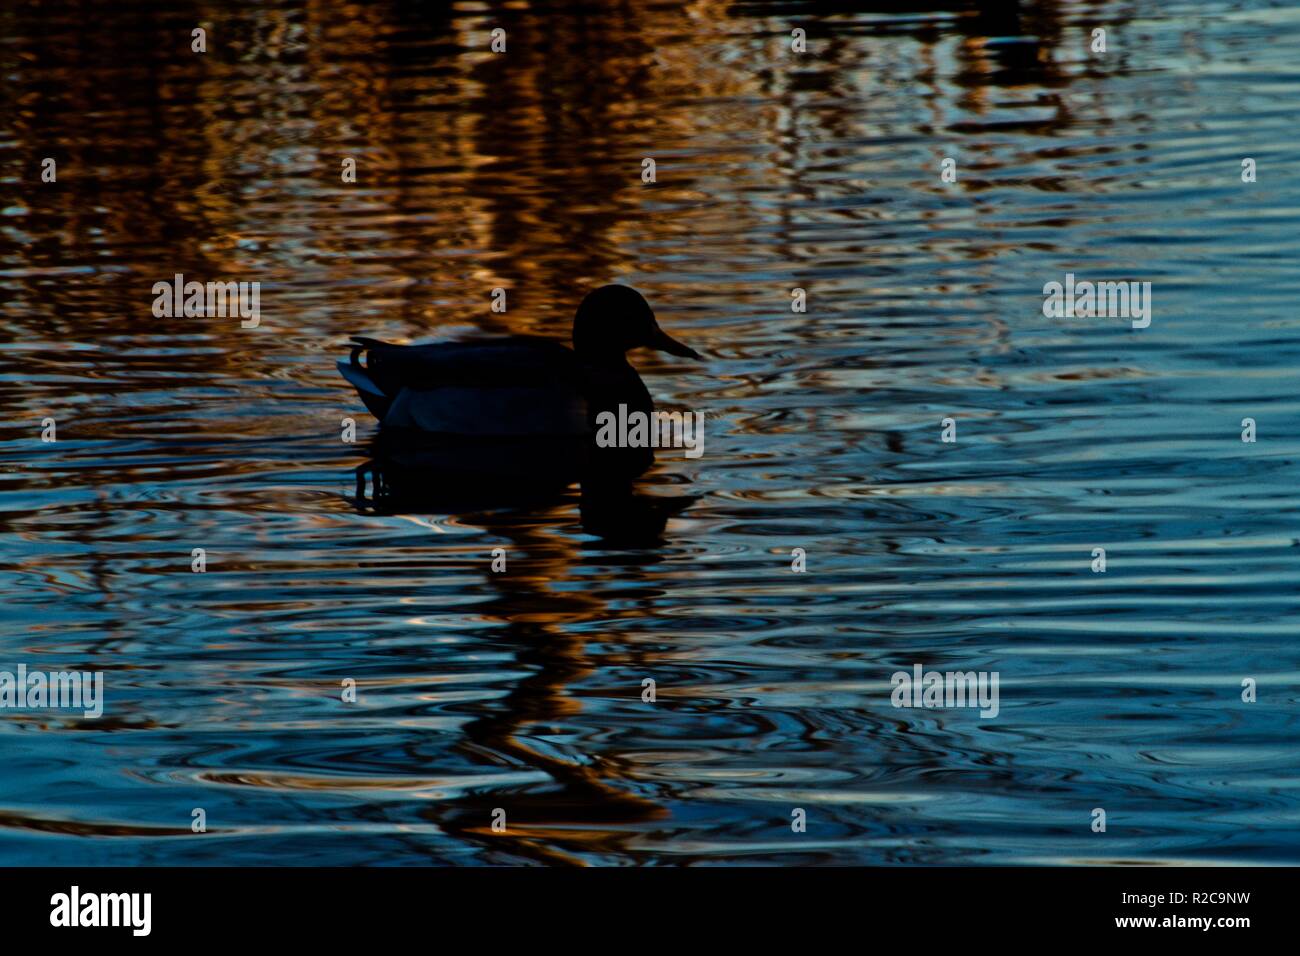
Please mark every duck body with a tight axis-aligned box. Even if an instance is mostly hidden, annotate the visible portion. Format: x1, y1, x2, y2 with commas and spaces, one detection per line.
338, 286, 698, 485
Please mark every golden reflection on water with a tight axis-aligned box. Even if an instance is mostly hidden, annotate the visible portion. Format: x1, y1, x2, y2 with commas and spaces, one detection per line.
2, 0, 1106, 381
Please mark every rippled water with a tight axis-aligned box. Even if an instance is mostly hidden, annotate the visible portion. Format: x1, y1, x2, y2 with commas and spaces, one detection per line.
2, 0, 1299, 865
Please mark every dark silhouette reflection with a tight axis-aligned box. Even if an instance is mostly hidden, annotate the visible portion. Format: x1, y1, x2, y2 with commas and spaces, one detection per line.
350, 450, 695, 862
353, 454, 696, 548
578, 480, 698, 548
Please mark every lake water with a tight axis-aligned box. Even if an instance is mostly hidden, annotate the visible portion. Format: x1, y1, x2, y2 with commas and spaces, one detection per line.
2, 0, 1299, 865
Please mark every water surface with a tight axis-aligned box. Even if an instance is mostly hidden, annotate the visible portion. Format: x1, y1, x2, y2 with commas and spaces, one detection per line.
2, 0, 1299, 865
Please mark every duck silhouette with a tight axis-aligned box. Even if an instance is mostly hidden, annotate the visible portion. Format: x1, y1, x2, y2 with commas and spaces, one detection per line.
338, 285, 700, 489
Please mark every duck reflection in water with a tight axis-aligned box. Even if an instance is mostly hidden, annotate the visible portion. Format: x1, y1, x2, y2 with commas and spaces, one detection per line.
354, 460, 695, 547
338, 286, 703, 858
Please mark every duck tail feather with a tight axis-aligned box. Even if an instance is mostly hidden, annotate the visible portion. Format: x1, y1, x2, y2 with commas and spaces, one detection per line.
337, 359, 387, 399
337, 358, 393, 421
347, 336, 389, 368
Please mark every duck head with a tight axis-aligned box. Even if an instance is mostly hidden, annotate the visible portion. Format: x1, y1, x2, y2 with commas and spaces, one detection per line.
572, 285, 700, 362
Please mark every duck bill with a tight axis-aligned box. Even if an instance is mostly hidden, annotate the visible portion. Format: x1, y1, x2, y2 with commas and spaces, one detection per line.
648, 326, 701, 360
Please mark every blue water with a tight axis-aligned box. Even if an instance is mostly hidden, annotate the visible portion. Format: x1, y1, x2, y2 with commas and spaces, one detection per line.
1, 0, 1298, 864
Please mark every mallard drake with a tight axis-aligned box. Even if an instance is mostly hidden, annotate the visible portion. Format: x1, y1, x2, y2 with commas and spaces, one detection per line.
338, 285, 700, 482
